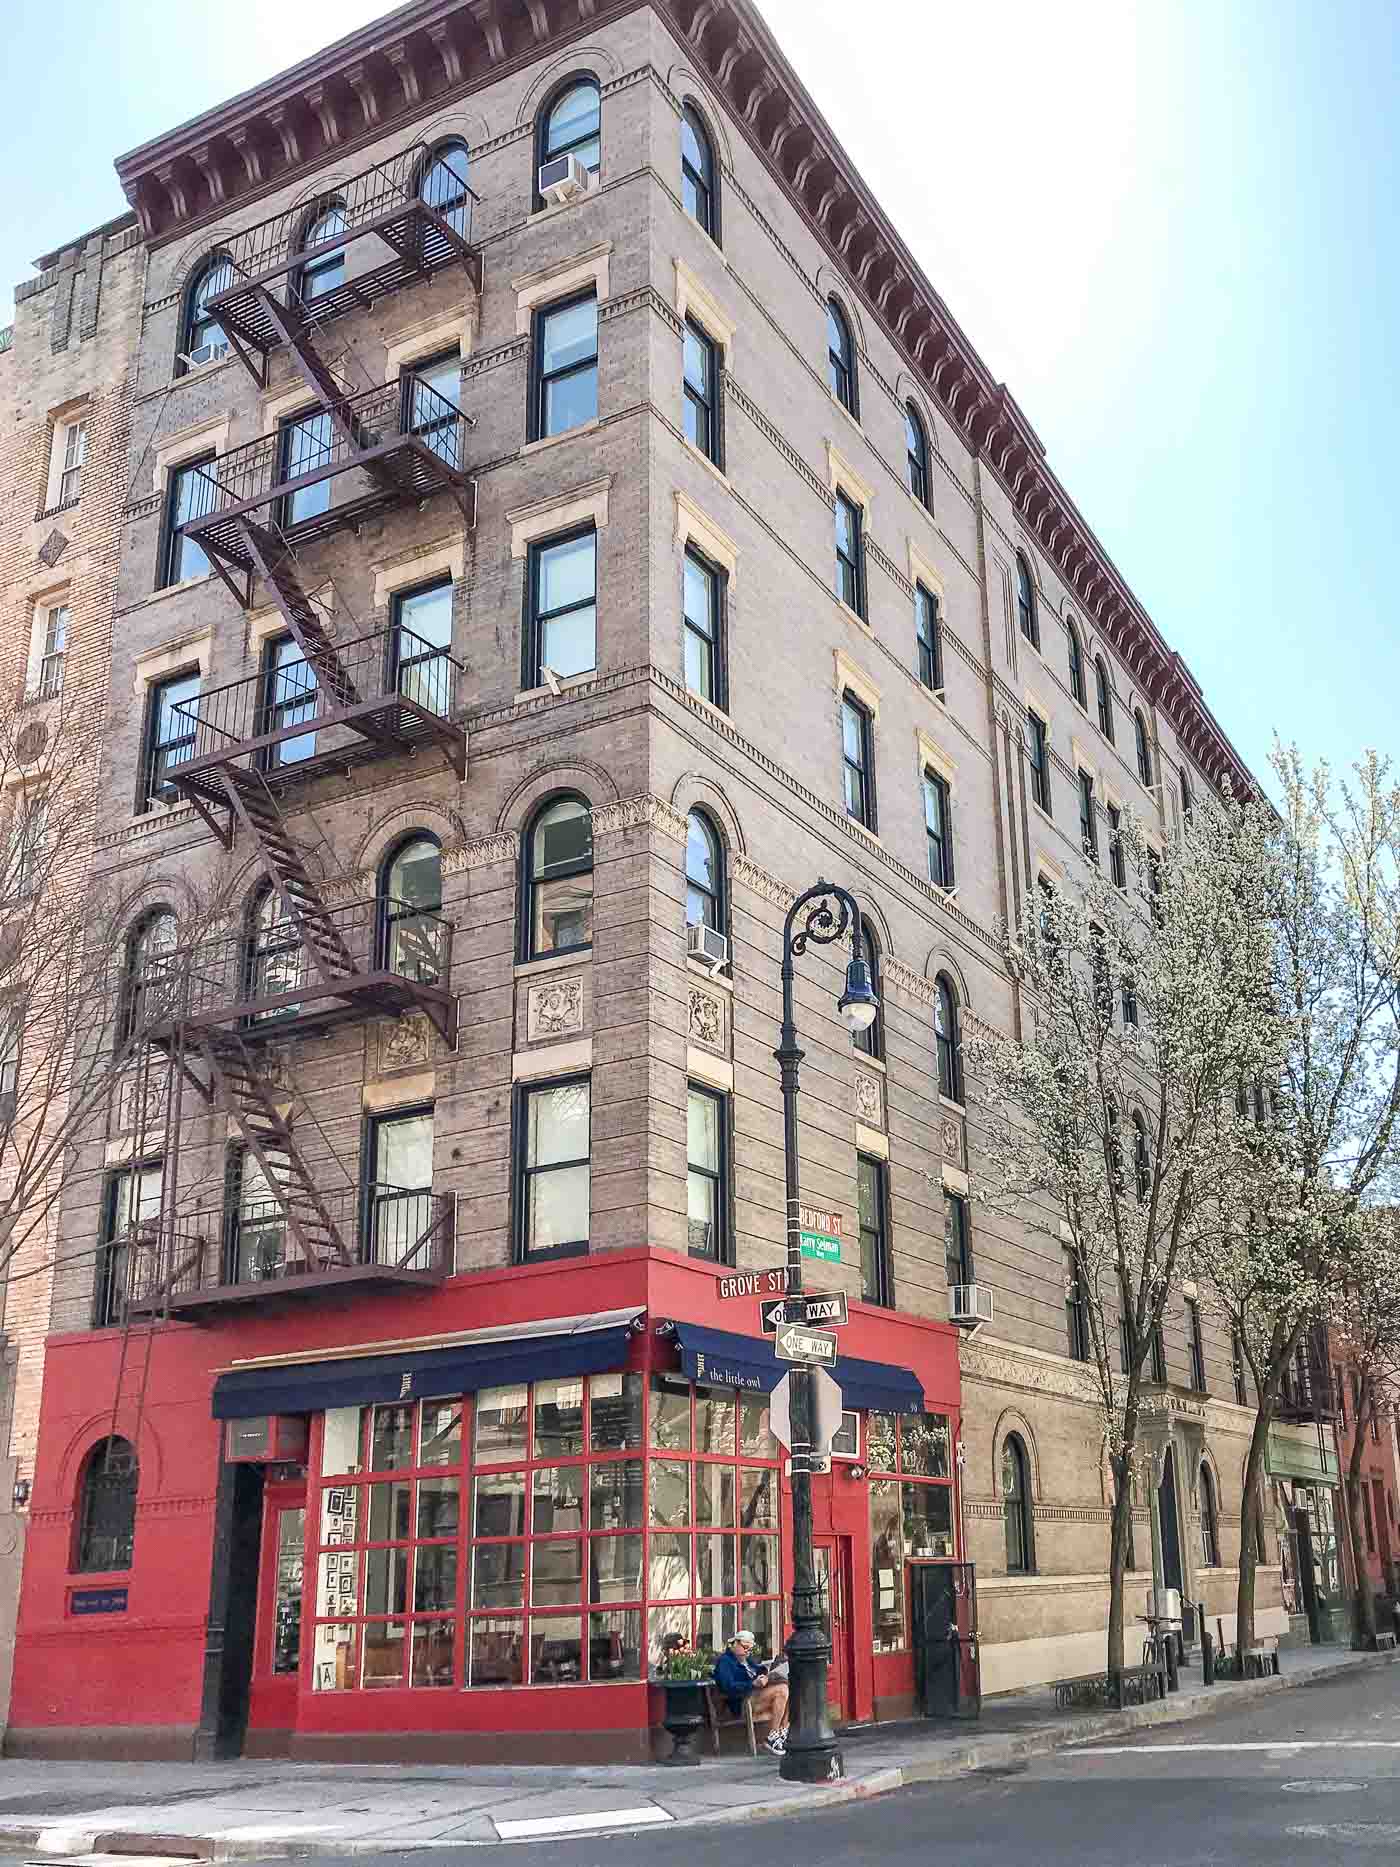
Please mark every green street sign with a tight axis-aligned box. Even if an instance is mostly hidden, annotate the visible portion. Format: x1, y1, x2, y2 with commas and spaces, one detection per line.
798, 1205, 842, 1263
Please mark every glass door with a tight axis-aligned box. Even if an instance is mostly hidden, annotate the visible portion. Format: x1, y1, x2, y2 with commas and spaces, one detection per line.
811, 1536, 854, 1722
248, 1480, 308, 1741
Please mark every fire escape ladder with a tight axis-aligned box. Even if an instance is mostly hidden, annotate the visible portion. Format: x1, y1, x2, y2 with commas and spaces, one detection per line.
257, 291, 411, 500
234, 517, 362, 708
199, 1030, 351, 1268
219, 768, 358, 988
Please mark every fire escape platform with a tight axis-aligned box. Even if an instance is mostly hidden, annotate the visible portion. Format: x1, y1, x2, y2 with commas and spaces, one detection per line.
134, 1260, 446, 1325
206, 144, 482, 360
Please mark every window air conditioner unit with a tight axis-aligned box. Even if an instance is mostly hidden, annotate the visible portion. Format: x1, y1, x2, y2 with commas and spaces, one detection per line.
180, 341, 229, 371
950, 1283, 993, 1327
687, 923, 729, 973
538, 153, 588, 205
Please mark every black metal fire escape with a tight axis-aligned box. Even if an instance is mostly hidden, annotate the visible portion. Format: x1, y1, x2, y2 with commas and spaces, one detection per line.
128, 144, 478, 1320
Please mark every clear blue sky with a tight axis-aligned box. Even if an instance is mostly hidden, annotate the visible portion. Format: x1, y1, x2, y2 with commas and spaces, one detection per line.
3, 0, 1394, 793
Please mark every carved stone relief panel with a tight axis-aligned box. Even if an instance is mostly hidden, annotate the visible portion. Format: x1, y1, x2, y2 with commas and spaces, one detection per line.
687, 983, 728, 1056
942, 1110, 966, 1167
527, 974, 584, 1042
854, 1070, 884, 1129
375, 1011, 434, 1075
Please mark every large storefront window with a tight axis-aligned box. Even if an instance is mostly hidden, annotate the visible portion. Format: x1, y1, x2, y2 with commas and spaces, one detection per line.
867, 1411, 955, 1653
310, 1373, 783, 1690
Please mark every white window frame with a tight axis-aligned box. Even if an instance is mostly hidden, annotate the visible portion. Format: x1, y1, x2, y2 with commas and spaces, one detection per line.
47, 416, 87, 510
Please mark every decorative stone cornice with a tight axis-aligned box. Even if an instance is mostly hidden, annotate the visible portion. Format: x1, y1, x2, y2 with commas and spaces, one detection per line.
879, 954, 939, 1009
592, 794, 688, 842
731, 854, 793, 911
442, 830, 518, 873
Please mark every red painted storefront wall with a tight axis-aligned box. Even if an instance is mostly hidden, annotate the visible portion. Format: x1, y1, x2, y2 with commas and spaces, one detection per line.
10, 1248, 960, 1759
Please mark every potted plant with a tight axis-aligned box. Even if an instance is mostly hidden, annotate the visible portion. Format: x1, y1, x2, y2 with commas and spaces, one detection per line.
653, 1638, 713, 1765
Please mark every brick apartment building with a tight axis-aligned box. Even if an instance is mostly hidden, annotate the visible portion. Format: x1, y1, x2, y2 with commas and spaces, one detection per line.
2, 0, 1321, 1761
0, 216, 142, 1725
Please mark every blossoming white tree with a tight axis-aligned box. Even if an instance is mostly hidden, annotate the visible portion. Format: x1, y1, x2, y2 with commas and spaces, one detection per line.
966, 794, 1278, 1696
1331, 1211, 1400, 1646
1213, 748, 1400, 1654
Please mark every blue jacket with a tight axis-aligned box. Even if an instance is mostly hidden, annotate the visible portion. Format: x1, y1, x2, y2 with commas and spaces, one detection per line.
713, 1648, 766, 1712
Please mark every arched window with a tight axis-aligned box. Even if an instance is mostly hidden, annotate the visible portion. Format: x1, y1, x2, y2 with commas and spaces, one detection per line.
853, 918, 882, 1060
298, 200, 347, 304
1198, 1463, 1220, 1567
121, 907, 177, 1042
1066, 620, 1086, 708
1094, 657, 1114, 742
379, 835, 443, 984
681, 104, 718, 239
1132, 1112, 1150, 1203
75, 1436, 138, 1573
419, 139, 471, 238
540, 76, 601, 192
1134, 709, 1154, 787
935, 974, 962, 1104
905, 401, 930, 507
525, 795, 594, 959
1015, 551, 1038, 647
246, 885, 304, 1020
182, 254, 233, 363
1003, 1434, 1034, 1574
684, 809, 724, 933
826, 298, 857, 415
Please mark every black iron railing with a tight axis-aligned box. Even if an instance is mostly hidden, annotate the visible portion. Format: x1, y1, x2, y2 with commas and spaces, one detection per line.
210, 143, 477, 291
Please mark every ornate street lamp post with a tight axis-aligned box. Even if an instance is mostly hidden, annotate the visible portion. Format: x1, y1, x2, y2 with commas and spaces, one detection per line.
776, 880, 878, 1785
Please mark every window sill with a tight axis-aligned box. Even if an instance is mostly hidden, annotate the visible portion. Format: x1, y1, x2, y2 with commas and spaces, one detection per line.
127, 801, 192, 830
680, 687, 731, 727
847, 817, 882, 848
679, 436, 731, 491
906, 485, 935, 524
939, 1094, 966, 1116
858, 1054, 887, 1075
827, 387, 865, 440
1031, 800, 1055, 828
835, 597, 873, 635
121, 575, 214, 618
514, 949, 592, 980
520, 418, 601, 458
529, 178, 602, 225
35, 496, 81, 523
687, 957, 733, 993
513, 669, 598, 705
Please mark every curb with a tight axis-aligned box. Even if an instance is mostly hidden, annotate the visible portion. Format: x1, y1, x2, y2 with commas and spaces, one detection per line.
1, 1651, 1394, 1858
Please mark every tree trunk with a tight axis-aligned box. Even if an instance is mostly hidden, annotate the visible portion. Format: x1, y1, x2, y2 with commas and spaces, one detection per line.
1347, 1385, 1378, 1649
1106, 1456, 1134, 1702
1236, 1405, 1273, 1656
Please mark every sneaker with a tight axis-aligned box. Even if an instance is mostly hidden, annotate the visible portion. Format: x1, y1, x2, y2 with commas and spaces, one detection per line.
766, 1732, 787, 1755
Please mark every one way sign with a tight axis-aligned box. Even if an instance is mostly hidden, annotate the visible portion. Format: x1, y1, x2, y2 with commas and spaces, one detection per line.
760, 1292, 849, 1333
775, 1324, 839, 1365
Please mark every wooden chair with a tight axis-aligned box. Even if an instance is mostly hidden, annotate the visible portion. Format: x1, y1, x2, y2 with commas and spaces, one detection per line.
703, 1683, 770, 1757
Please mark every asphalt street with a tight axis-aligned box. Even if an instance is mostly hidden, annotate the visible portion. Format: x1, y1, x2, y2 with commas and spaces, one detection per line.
282, 1662, 1400, 1865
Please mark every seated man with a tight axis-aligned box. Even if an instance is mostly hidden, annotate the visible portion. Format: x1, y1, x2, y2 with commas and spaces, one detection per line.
712, 1629, 789, 1755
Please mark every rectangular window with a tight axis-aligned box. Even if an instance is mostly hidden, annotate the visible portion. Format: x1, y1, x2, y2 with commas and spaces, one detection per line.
686, 1085, 727, 1261
923, 768, 954, 889
834, 491, 865, 617
404, 352, 463, 468
393, 579, 454, 716
55, 417, 86, 505
1150, 1320, 1168, 1384
37, 602, 68, 698
1187, 1298, 1207, 1393
682, 319, 720, 465
682, 549, 724, 707
1121, 968, 1138, 1028
841, 692, 875, 829
526, 529, 596, 687
259, 635, 318, 769
279, 409, 333, 528
1108, 803, 1126, 889
97, 1160, 163, 1326
161, 456, 215, 587
859, 1154, 891, 1307
1232, 1333, 1248, 1406
1078, 769, 1098, 862
1064, 1249, 1090, 1362
1028, 709, 1051, 814
915, 584, 942, 690
534, 293, 598, 440
368, 1107, 435, 1268
141, 669, 200, 810
518, 1078, 590, 1260
944, 1188, 972, 1289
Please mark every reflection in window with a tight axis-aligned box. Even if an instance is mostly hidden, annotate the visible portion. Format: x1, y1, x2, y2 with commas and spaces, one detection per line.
519, 1078, 591, 1256
526, 795, 593, 958
528, 530, 596, 685
535, 295, 597, 438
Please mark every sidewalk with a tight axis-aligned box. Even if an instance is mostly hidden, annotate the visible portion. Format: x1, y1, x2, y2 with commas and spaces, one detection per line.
0, 1644, 1392, 1858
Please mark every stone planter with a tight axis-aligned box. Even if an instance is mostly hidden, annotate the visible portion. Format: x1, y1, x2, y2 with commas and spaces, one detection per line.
657, 1677, 707, 1765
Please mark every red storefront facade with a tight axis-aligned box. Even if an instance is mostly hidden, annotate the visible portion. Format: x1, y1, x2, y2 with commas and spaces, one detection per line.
10, 1249, 961, 1761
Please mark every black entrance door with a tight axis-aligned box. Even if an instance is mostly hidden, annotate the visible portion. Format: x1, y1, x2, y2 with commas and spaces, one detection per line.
1159, 1446, 1184, 1593
910, 1562, 980, 1720
196, 1459, 266, 1758
1295, 1509, 1322, 1645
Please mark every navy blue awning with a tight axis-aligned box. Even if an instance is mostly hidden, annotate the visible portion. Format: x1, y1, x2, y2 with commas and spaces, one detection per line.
212, 1309, 641, 1421
672, 1321, 924, 1415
